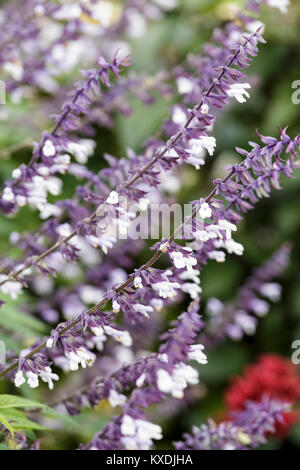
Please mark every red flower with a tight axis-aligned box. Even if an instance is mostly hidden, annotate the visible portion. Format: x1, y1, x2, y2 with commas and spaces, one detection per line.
225, 354, 300, 435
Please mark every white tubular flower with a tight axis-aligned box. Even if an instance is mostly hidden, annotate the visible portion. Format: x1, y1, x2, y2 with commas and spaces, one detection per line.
186, 155, 205, 170
26, 178, 47, 209
121, 415, 136, 436
157, 364, 199, 399
121, 415, 162, 450
27, 371, 39, 388
170, 251, 197, 273
42, 139, 56, 157
171, 364, 199, 398
80, 285, 104, 305
246, 20, 265, 34
134, 276, 143, 289
39, 203, 61, 220
91, 325, 105, 338
133, 304, 153, 318
37, 166, 50, 177
188, 344, 208, 364
235, 311, 257, 335
174, 363, 199, 384
224, 239, 244, 256
0, 275, 23, 300
135, 419, 162, 443
67, 352, 81, 371
12, 168, 21, 179
76, 348, 96, 369
250, 299, 269, 317
206, 224, 223, 240
16, 195, 25, 207
208, 250, 226, 262
196, 136, 216, 156
86, 234, 100, 249
260, 283, 282, 302
112, 300, 120, 313
40, 366, 59, 390
3, 61, 23, 81
176, 76, 194, 94
172, 106, 187, 125
106, 191, 119, 205
125, 10, 146, 38
53, 3, 82, 20
199, 202, 212, 219
103, 326, 132, 347
108, 389, 127, 408
194, 230, 210, 242
207, 298, 224, 315
154, 0, 179, 11
179, 268, 200, 284
51, 154, 70, 174
66, 348, 95, 371
14, 370, 26, 387
159, 241, 169, 252
186, 140, 205, 169
158, 353, 169, 363
57, 223, 72, 237
136, 373, 146, 388
157, 369, 174, 394
201, 104, 209, 114
99, 235, 116, 255
151, 298, 164, 312
152, 280, 181, 299
227, 83, 251, 103
67, 139, 95, 164
218, 219, 237, 238
2, 187, 15, 202
46, 338, 54, 348
181, 282, 202, 299
266, 0, 289, 14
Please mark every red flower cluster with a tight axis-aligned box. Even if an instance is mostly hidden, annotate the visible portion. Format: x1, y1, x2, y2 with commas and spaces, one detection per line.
225, 354, 300, 435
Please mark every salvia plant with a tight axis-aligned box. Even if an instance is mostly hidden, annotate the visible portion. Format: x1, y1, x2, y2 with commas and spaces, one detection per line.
0, 0, 299, 451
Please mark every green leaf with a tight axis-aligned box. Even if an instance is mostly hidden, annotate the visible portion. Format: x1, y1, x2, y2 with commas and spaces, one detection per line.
0, 394, 46, 410
0, 300, 48, 338
0, 413, 15, 436
2, 413, 50, 432
43, 407, 79, 428
0, 408, 50, 433
0, 443, 10, 450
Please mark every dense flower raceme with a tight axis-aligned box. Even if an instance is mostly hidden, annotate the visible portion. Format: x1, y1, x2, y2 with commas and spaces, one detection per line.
2, 1, 256, 302
0, 0, 176, 93
225, 354, 300, 435
0, 0, 287, 96
200, 244, 291, 346
0, 0, 287, 222
0, 5, 291, 336
0, 0, 181, 167
37, 246, 290, 417
43, 247, 291, 448
0, 0, 297, 451
1, 132, 299, 448
0, 0, 286, 205
0, 1, 289, 297
0, 128, 299, 391
79, 300, 207, 450
0, 51, 132, 216
174, 397, 289, 450
0, 29, 267, 297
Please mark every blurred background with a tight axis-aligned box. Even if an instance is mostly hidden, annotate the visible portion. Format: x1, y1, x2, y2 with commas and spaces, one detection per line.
0, 0, 300, 450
